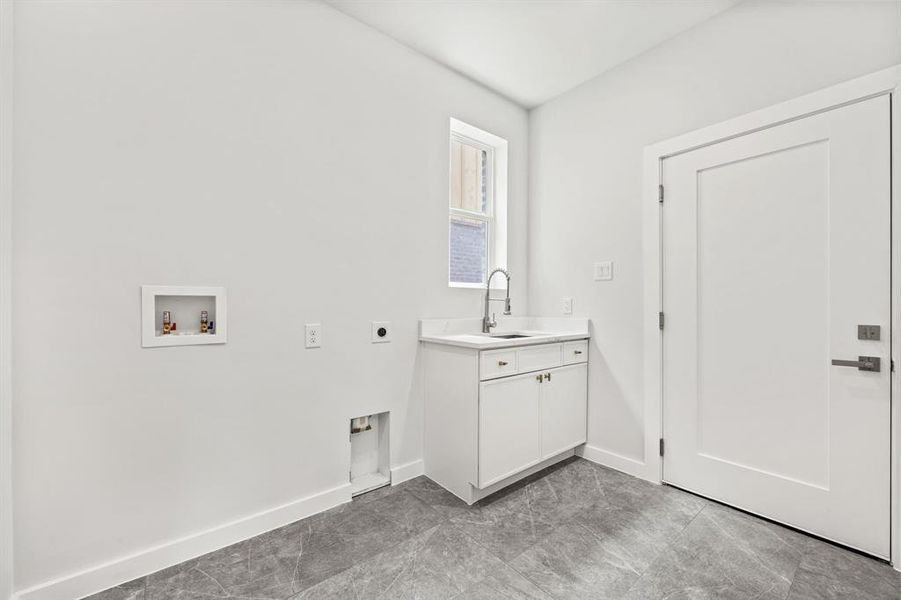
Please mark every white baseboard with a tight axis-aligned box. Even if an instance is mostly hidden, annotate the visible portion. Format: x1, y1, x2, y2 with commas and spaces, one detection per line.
390, 459, 424, 485
577, 444, 655, 482
15, 483, 352, 600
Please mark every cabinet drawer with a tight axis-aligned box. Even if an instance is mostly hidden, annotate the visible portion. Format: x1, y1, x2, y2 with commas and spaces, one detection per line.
563, 340, 588, 365
517, 344, 563, 374
480, 349, 517, 380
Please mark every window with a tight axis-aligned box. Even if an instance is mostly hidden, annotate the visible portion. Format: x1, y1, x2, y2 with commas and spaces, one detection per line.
448, 119, 508, 287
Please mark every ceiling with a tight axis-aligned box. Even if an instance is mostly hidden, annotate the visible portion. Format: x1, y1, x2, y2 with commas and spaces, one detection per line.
323, 0, 742, 108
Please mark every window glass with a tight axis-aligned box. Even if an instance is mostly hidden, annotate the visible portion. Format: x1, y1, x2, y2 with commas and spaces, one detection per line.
449, 215, 488, 285
450, 140, 488, 214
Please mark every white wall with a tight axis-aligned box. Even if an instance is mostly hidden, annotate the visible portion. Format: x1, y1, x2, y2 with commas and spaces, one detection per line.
12, 0, 527, 594
528, 1, 901, 468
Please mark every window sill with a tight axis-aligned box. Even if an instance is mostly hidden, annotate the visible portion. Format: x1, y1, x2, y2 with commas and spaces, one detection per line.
449, 282, 506, 290
449, 282, 483, 289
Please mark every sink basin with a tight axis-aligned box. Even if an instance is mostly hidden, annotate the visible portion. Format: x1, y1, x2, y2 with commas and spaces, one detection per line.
490, 334, 532, 339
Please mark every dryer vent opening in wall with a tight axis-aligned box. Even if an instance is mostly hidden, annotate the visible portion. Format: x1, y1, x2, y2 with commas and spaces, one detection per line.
349, 412, 390, 497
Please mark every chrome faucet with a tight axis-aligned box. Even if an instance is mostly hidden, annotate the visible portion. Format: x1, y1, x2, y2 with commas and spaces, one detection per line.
483, 268, 512, 333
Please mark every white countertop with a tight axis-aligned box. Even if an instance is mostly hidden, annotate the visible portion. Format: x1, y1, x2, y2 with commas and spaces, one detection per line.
419, 317, 589, 350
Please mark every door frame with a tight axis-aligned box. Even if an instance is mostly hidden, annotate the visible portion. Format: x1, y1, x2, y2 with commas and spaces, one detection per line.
642, 64, 901, 568
0, 1, 12, 598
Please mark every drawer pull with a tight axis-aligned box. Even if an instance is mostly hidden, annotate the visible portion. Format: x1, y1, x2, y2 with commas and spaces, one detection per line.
498, 360, 509, 366
574, 350, 583, 355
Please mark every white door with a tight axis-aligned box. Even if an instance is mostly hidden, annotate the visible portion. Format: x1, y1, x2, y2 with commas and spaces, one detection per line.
479, 372, 541, 488
662, 95, 891, 558
541, 364, 587, 459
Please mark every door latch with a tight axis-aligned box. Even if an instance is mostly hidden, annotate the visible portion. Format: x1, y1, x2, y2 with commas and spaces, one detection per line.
857, 325, 881, 341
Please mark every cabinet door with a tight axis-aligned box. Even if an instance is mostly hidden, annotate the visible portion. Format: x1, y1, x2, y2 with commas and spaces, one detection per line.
478, 372, 542, 488
541, 363, 588, 460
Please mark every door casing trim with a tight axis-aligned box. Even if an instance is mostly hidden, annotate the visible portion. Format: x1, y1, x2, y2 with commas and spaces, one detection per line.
641, 64, 901, 568
0, 1, 13, 598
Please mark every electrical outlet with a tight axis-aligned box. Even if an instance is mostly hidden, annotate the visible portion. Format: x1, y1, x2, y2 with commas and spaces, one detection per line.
594, 261, 614, 281
305, 323, 321, 348
562, 297, 573, 315
371, 321, 391, 343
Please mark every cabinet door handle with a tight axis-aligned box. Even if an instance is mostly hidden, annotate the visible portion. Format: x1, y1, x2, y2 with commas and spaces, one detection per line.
536, 374, 543, 383
574, 350, 583, 355
543, 373, 551, 382
498, 360, 508, 366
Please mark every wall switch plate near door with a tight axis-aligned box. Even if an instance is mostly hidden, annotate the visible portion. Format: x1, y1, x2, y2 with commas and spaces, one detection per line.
594, 261, 614, 281
561, 298, 573, 315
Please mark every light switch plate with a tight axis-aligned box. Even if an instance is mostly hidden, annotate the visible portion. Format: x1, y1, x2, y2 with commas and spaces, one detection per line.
305, 323, 321, 348
371, 321, 391, 343
594, 261, 613, 281
562, 298, 573, 315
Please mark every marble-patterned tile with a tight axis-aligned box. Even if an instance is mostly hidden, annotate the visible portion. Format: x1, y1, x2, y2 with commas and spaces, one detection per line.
147, 491, 440, 599
455, 566, 552, 600
786, 539, 901, 600
510, 521, 644, 599
622, 503, 807, 600
283, 499, 422, 593
525, 459, 628, 520
403, 476, 473, 520
531, 458, 638, 506
532, 459, 689, 536
295, 522, 524, 600
145, 535, 295, 600
606, 477, 707, 517
447, 481, 563, 562
363, 488, 447, 537
82, 577, 146, 600
515, 455, 581, 487
442, 459, 668, 564
571, 488, 702, 576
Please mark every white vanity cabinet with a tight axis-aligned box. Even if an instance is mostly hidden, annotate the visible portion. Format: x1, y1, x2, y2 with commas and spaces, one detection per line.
479, 362, 587, 488
422, 337, 588, 504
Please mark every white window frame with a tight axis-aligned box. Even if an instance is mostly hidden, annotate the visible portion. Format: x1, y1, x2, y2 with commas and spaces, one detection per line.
448, 118, 508, 289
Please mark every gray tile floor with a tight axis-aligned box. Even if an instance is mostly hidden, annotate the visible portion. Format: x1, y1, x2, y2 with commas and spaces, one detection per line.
86, 457, 901, 600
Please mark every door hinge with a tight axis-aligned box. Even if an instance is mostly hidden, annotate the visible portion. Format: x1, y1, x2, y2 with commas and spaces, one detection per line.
659, 438, 665, 457
892, 359, 895, 373
658, 184, 664, 203
658, 311, 665, 330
